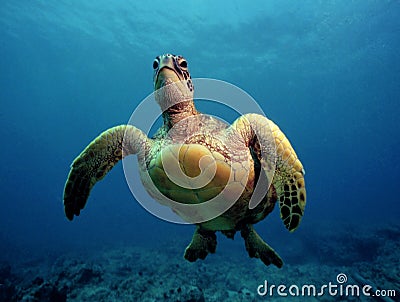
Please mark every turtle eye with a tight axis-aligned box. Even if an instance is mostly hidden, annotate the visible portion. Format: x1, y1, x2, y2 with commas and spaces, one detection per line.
153, 60, 159, 69
179, 60, 188, 69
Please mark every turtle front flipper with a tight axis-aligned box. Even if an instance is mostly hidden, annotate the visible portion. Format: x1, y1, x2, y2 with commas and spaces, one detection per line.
230, 113, 306, 232
63, 125, 150, 220
268, 119, 306, 232
184, 227, 217, 262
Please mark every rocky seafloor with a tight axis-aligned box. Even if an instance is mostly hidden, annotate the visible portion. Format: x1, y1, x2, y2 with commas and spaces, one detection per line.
1, 223, 399, 302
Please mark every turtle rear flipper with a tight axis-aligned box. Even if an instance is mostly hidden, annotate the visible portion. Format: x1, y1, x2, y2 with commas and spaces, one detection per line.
184, 227, 217, 262
63, 125, 150, 220
241, 224, 283, 268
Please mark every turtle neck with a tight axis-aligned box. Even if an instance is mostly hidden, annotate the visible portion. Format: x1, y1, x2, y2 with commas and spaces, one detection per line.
162, 100, 198, 129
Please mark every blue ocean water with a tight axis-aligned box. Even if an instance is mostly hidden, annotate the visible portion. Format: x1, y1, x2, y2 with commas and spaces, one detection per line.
0, 0, 399, 300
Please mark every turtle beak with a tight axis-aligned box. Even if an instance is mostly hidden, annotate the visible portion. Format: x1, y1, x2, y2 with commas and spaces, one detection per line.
155, 67, 181, 90
154, 55, 181, 90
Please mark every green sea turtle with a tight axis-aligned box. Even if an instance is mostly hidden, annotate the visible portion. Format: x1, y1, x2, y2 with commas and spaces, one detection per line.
63, 53, 306, 268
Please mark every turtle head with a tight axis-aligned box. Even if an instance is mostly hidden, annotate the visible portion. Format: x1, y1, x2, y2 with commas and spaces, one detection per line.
153, 54, 194, 112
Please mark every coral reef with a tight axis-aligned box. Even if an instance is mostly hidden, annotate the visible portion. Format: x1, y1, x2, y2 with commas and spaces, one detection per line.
0, 223, 398, 301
